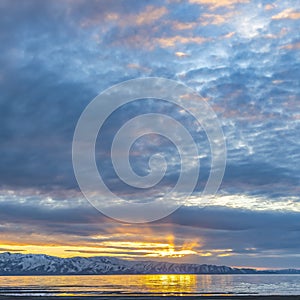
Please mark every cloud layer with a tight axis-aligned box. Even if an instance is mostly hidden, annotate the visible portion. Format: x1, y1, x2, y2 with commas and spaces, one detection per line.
0, 0, 299, 268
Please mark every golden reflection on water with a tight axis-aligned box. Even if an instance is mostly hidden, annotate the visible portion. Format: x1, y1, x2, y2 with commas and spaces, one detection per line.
0, 274, 197, 295
143, 274, 197, 294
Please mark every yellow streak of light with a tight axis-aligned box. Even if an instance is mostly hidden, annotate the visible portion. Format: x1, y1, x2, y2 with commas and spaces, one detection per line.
199, 252, 212, 257
218, 253, 233, 257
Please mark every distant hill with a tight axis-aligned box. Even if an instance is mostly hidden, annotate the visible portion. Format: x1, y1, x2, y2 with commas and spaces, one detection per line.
0, 252, 299, 275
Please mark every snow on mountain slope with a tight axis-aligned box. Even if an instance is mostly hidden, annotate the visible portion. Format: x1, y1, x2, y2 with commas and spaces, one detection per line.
0, 252, 297, 275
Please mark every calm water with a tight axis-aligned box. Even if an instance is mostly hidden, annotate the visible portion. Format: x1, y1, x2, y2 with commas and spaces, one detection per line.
0, 274, 299, 296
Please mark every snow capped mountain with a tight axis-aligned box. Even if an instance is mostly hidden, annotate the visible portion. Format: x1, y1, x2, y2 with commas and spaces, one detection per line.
0, 252, 298, 275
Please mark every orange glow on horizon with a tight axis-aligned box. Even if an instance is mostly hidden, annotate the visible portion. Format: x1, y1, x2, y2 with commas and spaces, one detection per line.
0, 233, 201, 259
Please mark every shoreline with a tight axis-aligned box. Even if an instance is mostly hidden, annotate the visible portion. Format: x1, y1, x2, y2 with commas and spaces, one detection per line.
0, 274, 269, 277
0, 296, 300, 300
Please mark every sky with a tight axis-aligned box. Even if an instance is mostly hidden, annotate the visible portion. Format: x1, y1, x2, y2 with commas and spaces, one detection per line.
0, 0, 300, 269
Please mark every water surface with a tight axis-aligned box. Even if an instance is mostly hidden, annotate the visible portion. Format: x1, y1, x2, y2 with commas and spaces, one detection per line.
0, 274, 299, 296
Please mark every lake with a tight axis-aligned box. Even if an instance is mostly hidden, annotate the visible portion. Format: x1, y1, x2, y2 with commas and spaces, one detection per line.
0, 274, 299, 296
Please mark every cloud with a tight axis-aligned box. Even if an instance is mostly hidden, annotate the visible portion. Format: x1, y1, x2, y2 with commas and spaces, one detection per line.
281, 41, 300, 50
1, 193, 300, 267
265, 4, 276, 11
155, 36, 208, 48
200, 12, 236, 25
175, 51, 189, 57
0, 248, 26, 252
1, 0, 299, 200
189, 0, 249, 9
133, 6, 168, 25
172, 22, 197, 31
272, 8, 300, 20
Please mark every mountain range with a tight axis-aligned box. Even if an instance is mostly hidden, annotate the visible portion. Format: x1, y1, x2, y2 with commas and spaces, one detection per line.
0, 252, 299, 275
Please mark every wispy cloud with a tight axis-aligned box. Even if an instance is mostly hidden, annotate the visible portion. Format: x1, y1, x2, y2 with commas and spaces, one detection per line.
272, 8, 300, 20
